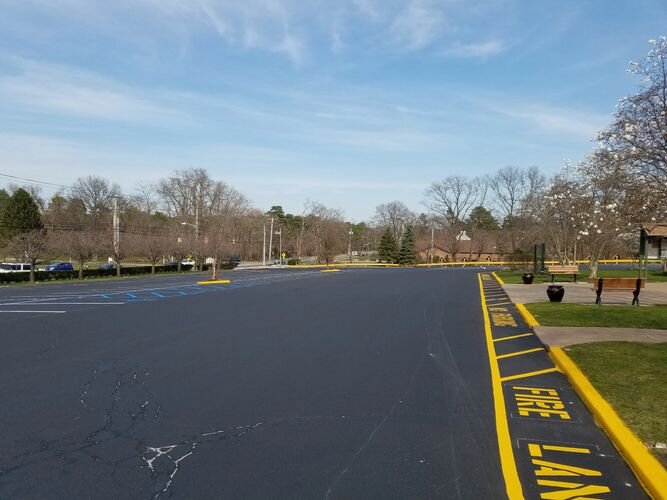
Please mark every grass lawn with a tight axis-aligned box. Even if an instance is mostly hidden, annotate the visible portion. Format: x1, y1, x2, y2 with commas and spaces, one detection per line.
566, 342, 667, 466
497, 269, 667, 284
525, 303, 667, 329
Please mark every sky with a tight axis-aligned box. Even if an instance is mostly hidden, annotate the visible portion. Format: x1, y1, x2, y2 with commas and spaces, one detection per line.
0, 0, 665, 221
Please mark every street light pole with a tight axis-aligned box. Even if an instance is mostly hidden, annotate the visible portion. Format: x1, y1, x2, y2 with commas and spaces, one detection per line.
348, 229, 353, 263
263, 224, 266, 266
275, 228, 282, 266
430, 225, 434, 264
268, 217, 274, 264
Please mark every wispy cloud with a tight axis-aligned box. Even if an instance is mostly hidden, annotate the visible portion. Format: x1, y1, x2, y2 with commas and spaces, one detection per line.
144, 0, 309, 64
0, 57, 181, 123
442, 39, 508, 58
489, 103, 608, 139
390, 0, 446, 51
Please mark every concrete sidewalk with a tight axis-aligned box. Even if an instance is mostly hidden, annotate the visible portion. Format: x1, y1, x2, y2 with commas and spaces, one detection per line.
534, 326, 667, 347
503, 280, 667, 346
504, 282, 667, 305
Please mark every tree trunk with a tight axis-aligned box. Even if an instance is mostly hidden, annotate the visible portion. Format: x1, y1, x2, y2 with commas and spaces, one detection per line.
588, 260, 598, 279
151, 263, 156, 275
78, 265, 84, 280
116, 264, 121, 277
29, 266, 35, 283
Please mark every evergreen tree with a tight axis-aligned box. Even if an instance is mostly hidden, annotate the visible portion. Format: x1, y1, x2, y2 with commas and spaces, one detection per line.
398, 225, 417, 264
378, 228, 398, 263
468, 206, 499, 230
2, 188, 43, 238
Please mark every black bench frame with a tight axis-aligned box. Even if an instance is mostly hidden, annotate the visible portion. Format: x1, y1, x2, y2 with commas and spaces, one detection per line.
594, 277, 643, 306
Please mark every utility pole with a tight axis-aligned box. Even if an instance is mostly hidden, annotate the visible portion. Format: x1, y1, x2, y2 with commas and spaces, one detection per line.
348, 229, 353, 263
262, 224, 266, 266
268, 217, 274, 264
430, 225, 434, 264
194, 204, 199, 241
112, 196, 119, 257
277, 228, 282, 266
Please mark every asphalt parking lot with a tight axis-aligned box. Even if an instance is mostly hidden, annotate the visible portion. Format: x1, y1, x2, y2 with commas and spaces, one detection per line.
0, 267, 645, 499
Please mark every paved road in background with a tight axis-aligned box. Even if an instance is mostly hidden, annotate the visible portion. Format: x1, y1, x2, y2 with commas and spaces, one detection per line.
0, 268, 644, 499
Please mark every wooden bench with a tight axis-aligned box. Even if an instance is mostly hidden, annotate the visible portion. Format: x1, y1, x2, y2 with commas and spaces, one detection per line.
592, 277, 646, 305
547, 264, 580, 283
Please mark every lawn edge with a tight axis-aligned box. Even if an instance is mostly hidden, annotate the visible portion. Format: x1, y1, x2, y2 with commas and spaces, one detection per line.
515, 303, 539, 328
550, 347, 667, 500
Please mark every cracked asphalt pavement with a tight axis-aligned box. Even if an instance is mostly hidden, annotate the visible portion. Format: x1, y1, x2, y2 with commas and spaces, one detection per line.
0, 268, 503, 499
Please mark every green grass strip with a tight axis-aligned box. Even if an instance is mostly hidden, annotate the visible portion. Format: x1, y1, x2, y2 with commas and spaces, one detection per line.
566, 342, 667, 467
525, 303, 667, 329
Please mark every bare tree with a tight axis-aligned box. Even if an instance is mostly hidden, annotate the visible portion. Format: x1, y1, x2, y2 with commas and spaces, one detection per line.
134, 227, 171, 274
131, 184, 160, 216
424, 176, 485, 261
8, 230, 49, 282
157, 168, 250, 221
373, 201, 415, 241
490, 166, 545, 252
70, 176, 121, 229
598, 37, 667, 196
52, 229, 103, 279
306, 201, 345, 264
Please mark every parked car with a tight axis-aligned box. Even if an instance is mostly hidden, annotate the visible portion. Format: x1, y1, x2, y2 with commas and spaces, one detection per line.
99, 263, 118, 271
46, 262, 74, 271
0, 262, 32, 273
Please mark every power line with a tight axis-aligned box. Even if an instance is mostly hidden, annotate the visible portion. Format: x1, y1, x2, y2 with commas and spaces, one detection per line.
0, 173, 68, 189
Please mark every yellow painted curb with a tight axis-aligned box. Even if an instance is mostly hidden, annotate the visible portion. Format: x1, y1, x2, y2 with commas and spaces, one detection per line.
515, 303, 539, 328
550, 347, 667, 500
320, 269, 341, 273
197, 279, 231, 285
492, 271, 505, 285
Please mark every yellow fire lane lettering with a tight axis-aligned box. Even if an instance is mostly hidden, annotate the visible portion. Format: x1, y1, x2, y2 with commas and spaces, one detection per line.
492, 313, 518, 327
527, 443, 611, 499
512, 386, 571, 420
481, 274, 491, 280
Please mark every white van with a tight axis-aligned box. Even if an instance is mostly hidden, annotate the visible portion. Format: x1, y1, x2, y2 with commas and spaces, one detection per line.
0, 262, 32, 273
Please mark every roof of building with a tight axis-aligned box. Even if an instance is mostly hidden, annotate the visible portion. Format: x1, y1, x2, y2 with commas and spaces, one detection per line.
642, 223, 667, 237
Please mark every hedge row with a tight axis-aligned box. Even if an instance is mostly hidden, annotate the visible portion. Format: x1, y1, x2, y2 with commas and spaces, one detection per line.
0, 264, 195, 284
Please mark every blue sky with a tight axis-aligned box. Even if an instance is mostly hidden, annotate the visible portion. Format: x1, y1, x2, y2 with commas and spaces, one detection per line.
0, 0, 665, 220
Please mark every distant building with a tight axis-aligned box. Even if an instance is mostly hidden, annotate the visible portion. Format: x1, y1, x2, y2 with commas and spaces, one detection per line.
416, 230, 501, 262
641, 223, 667, 259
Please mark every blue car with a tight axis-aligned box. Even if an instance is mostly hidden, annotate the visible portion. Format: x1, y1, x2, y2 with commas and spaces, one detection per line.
46, 262, 74, 271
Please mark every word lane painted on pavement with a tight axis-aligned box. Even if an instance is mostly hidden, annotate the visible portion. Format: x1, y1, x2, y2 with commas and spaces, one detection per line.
478, 273, 645, 499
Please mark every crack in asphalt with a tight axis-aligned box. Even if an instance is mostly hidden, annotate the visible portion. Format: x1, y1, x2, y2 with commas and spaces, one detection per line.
0, 361, 268, 499
141, 422, 264, 499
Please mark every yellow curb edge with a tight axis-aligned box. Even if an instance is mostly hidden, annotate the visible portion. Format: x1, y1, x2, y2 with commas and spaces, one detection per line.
515, 303, 539, 328
320, 269, 341, 273
492, 271, 505, 285
550, 347, 667, 500
197, 279, 231, 285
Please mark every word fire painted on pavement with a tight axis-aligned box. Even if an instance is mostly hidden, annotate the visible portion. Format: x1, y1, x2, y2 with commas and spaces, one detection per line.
477, 273, 645, 499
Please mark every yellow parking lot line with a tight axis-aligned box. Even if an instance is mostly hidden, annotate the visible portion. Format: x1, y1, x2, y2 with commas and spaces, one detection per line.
496, 347, 544, 360
501, 367, 559, 382
493, 333, 533, 342
478, 273, 524, 499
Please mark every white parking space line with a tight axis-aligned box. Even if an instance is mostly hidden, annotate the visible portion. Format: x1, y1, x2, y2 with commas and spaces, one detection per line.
0, 310, 66, 314
0, 302, 125, 306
